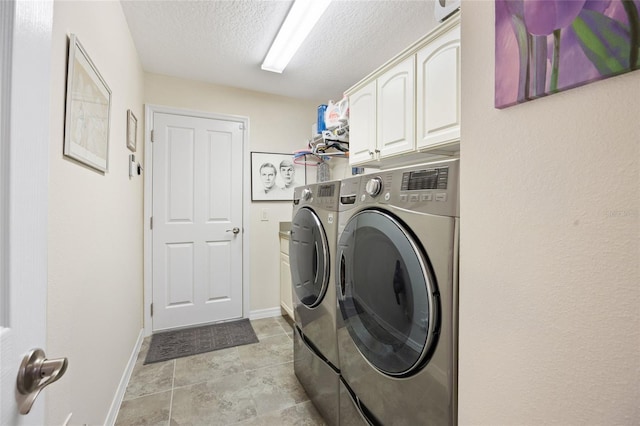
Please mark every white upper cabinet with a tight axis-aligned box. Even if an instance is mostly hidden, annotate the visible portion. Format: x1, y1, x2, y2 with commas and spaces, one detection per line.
345, 13, 460, 167
348, 81, 377, 164
377, 56, 415, 158
416, 24, 461, 150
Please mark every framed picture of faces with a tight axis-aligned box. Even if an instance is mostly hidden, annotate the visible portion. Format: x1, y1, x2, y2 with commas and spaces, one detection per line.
250, 152, 305, 201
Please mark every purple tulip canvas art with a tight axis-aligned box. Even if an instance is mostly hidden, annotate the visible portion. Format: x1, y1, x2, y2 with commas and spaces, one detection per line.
495, 0, 640, 108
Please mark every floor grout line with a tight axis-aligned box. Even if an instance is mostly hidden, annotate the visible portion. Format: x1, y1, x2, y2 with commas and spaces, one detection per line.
241, 359, 294, 374
167, 359, 176, 426
122, 387, 172, 402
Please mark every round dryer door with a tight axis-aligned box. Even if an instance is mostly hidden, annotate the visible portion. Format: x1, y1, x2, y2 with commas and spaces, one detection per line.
337, 209, 439, 377
290, 207, 330, 308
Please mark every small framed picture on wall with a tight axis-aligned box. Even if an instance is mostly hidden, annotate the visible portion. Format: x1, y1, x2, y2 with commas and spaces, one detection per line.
127, 109, 137, 152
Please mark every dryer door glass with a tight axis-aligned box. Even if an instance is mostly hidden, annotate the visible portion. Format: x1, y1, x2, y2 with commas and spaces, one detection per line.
290, 207, 330, 308
337, 209, 439, 376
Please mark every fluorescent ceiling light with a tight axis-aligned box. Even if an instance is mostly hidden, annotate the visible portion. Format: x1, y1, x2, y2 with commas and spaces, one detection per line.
261, 0, 332, 73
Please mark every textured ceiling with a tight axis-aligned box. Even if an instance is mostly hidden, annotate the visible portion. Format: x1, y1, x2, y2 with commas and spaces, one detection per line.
120, 0, 440, 103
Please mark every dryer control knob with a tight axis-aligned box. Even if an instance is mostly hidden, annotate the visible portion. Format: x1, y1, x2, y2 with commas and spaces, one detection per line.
365, 177, 383, 197
301, 188, 313, 201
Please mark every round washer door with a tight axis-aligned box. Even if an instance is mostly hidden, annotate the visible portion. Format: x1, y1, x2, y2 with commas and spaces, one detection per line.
337, 209, 439, 377
290, 207, 330, 308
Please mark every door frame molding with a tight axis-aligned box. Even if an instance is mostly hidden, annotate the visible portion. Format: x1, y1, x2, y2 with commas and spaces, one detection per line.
143, 104, 250, 336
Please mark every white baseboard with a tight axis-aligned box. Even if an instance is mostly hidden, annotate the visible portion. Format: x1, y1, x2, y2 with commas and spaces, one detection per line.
249, 307, 282, 320
104, 329, 144, 426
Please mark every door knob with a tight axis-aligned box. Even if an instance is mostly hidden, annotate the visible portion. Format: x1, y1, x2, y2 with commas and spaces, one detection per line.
226, 227, 240, 234
16, 348, 68, 415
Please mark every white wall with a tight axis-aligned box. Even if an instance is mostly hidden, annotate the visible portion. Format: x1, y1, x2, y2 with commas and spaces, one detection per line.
47, 1, 145, 424
459, 3, 639, 425
144, 74, 319, 313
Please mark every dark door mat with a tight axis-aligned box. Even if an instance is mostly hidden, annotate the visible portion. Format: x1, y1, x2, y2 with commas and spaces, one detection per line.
144, 318, 259, 364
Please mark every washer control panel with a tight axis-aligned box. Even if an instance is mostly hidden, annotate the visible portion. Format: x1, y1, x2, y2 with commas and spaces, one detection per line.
293, 181, 340, 210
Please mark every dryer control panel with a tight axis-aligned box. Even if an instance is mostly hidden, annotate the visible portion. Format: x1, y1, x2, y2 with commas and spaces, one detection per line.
360, 159, 459, 218
401, 166, 449, 191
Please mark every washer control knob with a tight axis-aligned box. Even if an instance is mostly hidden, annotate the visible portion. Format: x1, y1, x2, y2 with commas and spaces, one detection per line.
365, 177, 383, 197
301, 188, 312, 201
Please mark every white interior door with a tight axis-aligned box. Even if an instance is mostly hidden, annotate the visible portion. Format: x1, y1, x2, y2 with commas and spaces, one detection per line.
152, 112, 244, 331
1, 0, 54, 424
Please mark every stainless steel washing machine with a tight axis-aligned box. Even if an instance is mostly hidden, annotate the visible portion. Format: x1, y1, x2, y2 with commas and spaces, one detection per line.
336, 159, 460, 426
290, 181, 341, 426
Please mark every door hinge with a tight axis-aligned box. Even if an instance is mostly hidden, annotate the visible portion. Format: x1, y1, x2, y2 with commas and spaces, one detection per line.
150, 303, 153, 317
150, 216, 153, 230
151, 129, 154, 142
239, 123, 245, 130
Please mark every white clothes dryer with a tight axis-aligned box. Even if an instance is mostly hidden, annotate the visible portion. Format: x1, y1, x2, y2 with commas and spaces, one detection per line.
336, 159, 460, 425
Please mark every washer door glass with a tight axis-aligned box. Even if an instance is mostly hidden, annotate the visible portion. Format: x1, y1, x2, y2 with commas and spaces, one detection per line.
337, 209, 439, 377
290, 207, 330, 308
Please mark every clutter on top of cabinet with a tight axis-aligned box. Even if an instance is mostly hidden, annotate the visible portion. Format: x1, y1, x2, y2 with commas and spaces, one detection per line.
295, 97, 350, 167
324, 97, 349, 129
314, 96, 349, 137
293, 136, 349, 166
317, 104, 328, 133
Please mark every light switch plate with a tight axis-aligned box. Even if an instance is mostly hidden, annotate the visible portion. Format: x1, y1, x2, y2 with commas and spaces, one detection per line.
261, 208, 268, 221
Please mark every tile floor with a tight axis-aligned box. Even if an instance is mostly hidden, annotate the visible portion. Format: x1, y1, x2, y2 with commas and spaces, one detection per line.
115, 316, 326, 425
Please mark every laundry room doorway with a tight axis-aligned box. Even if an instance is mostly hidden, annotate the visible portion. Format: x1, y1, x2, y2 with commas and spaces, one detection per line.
144, 106, 250, 333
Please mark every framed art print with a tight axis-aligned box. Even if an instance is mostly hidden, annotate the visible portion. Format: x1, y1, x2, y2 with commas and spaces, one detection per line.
495, 0, 640, 108
251, 152, 305, 201
63, 34, 111, 172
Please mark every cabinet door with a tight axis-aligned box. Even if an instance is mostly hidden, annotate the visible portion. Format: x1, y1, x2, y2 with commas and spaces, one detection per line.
280, 250, 293, 319
416, 24, 460, 149
348, 81, 377, 165
377, 56, 415, 158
